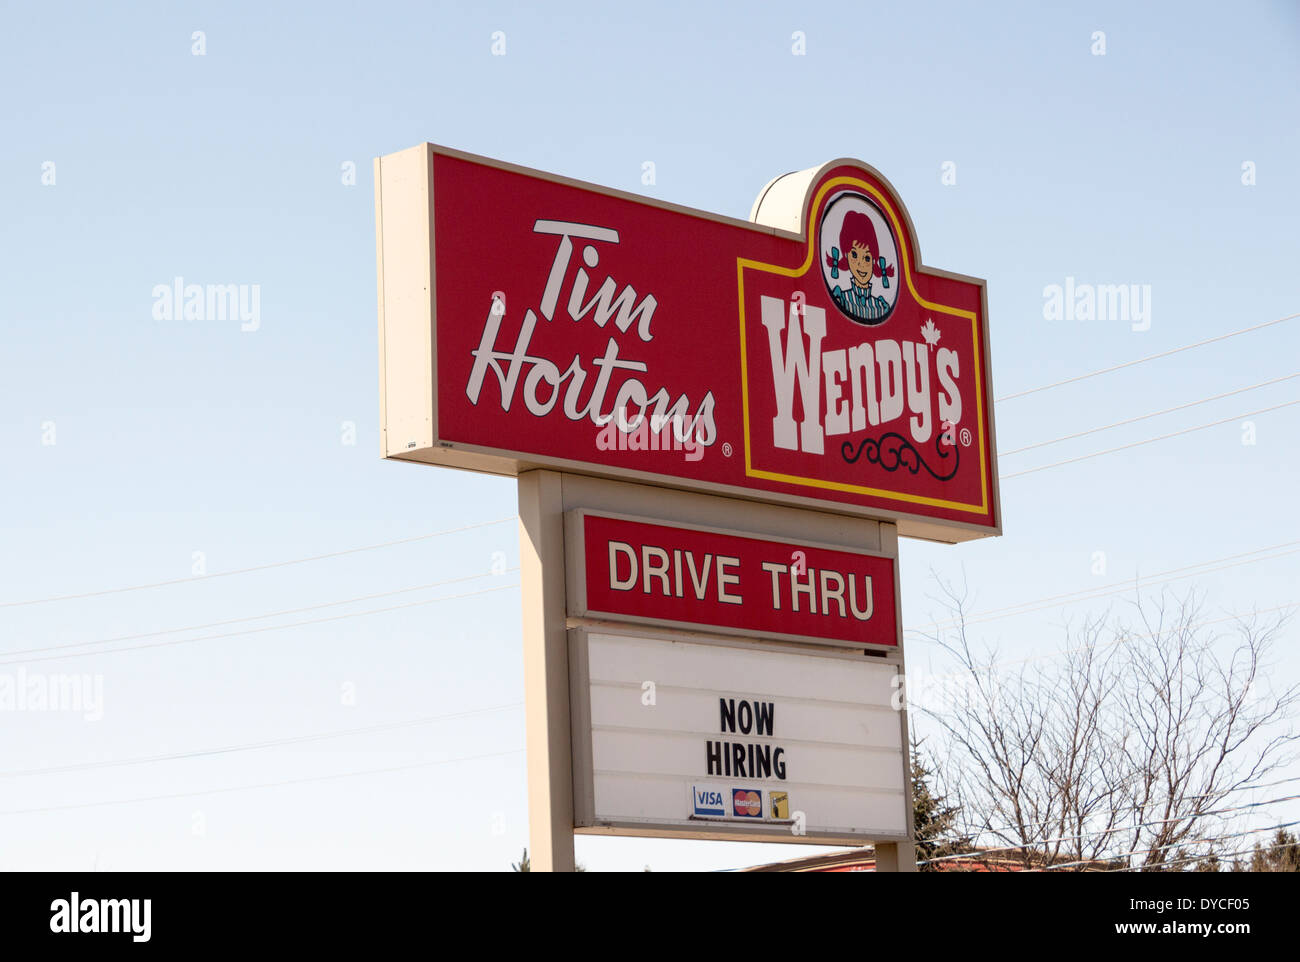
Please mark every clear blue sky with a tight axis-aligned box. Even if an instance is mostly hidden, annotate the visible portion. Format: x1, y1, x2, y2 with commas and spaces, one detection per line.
1, 0, 1296, 871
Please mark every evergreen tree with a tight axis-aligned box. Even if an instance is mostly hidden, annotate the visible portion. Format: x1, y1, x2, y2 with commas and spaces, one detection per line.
510, 847, 588, 871
1249, 829, 1300, 872
912, 739, 967, 870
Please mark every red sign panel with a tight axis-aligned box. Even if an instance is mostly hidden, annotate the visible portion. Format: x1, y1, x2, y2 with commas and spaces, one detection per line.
393, 145, 1000, 540
571, 512, 899, 649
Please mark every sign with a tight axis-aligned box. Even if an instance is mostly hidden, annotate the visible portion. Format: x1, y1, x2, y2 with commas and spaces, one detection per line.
692, 785, 726, 817
373, 143, 962, 868
375, 144, 1001, 543
566, 510, 900, 649
569, 630, 909, 843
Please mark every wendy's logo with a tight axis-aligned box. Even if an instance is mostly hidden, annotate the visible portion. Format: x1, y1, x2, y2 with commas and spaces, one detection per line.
819, 191, 898, 326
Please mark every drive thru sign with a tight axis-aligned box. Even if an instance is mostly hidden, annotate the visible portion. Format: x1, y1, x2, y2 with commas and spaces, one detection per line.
567, 510, 901, 650
375, 143, 1001, 868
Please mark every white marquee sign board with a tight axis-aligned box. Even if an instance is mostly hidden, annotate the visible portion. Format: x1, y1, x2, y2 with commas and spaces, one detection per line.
569, 629, 909, 844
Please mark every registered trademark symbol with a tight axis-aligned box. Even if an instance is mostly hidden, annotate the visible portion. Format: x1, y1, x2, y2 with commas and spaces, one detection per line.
959, 428, 972, 447
721, 442, 733, 457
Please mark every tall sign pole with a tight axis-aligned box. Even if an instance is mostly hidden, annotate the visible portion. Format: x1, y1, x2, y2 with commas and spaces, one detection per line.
376, 143, 1000, 871
517, 471, 575, 872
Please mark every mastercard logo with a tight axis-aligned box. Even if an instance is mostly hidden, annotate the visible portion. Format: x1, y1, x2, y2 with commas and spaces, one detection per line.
732, 789, 762, 818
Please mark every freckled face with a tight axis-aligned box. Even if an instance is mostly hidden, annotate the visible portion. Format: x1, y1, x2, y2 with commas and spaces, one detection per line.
847, 242, 874, 287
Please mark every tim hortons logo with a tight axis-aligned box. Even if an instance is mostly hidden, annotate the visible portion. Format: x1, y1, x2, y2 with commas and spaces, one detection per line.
465, 219, 718, 451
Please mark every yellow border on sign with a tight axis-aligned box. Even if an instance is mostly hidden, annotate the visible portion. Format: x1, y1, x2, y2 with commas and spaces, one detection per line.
737, 176, 990, 515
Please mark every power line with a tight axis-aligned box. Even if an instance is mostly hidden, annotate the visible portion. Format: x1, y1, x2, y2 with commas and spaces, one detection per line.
922, 775, 1300, 850
995, 310, 1300, 403
1040, 819, 1300, 871
0, 516, 517, 609
0, 567, 519, 660
0, 582, 521, 667
0, 703, 524, 779
909, 598, 1294, 681
1109, 836, 1298, 872
920, 787, 1300, 865
927, 549, 1299, 633
0, 748, 525, 818
907, 539, 1300, 634
1000, 398, 1300, 480
961, 551, 1299, 630
998, 372, 1300, 457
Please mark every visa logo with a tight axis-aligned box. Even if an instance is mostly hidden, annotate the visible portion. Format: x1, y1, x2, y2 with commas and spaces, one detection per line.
693, 785, 726, 817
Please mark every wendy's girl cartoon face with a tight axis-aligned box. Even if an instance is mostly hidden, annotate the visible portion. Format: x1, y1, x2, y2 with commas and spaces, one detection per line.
820, 192, 899, 326
846, 238, 875, 288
